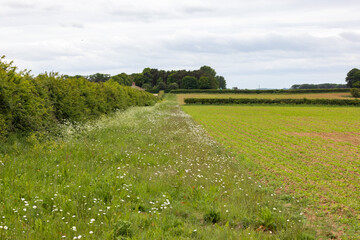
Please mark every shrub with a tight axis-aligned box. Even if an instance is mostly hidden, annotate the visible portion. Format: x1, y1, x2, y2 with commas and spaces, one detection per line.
350, 88, 360, 98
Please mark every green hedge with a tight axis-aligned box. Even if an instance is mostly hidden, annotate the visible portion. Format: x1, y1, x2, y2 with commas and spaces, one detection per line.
0, 57, 158, 139
171, 88, 350, 94
350, 88, 360, 98
184, 98, 360, 106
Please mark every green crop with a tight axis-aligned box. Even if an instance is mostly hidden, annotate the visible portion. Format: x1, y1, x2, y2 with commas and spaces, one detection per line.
182, 104, 360, 239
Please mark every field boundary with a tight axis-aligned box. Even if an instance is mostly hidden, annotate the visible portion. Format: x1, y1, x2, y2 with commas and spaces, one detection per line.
171, 88, 350, 94
184, 98, 360, 106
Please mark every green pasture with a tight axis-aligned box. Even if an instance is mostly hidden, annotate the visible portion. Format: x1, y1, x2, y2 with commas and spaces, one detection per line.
182, 104, 360, 239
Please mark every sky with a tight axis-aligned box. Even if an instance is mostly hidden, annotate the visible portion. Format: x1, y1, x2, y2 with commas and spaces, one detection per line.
1, 0, 360, 89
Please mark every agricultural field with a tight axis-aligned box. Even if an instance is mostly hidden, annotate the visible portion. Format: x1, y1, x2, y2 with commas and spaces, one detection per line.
177, 92, 354, 105
0, 96, 312, 239
182, 104, 360, 239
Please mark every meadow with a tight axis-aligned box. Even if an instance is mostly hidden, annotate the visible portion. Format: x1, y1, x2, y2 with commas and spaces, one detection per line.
182, 104, 360, 239
0, 95, 313, 239
177, 93, 354, 105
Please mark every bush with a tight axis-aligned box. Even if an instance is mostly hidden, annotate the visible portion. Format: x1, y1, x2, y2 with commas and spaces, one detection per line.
350, 88, 360, 98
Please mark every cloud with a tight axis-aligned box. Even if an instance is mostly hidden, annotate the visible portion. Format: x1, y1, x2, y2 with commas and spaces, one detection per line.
1, 0, 360, 88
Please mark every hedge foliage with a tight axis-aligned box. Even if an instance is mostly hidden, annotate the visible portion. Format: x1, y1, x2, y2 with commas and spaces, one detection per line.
0, 57, 158, 139
171, 88, 350, 94
184, 98, 360, 106
350, 88, 360, 98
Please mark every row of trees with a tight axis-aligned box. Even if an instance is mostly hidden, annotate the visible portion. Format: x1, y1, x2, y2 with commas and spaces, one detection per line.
0, 56, 157, 140
65, 66, 226, 90
291, 83, 348, 89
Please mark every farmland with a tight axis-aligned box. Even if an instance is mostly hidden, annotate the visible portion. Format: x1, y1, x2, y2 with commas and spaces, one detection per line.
182, 104, 360, 239
177, 92, 354, 105
0, 96, 312, 239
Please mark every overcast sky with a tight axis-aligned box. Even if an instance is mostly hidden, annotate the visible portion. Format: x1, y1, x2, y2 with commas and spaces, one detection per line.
1, 0, 360, 88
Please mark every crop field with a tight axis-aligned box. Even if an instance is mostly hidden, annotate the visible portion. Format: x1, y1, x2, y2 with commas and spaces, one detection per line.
182, 104, 360, 239
0, 96, 313, 239
177, 93, 354, 105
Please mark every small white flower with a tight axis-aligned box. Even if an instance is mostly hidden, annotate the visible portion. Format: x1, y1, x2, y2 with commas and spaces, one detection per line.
72, 226, 77, 231
33, 206, 37, 209
4, 226, 8, 230
89, 231, 94, 234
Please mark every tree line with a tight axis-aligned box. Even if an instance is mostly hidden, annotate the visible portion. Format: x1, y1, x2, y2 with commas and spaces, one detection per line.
65, 66, 226, 90
290, 83, 348, 89
0, 56, 157, 140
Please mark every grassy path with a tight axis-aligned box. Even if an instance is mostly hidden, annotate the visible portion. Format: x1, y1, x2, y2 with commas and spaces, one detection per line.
0, 95, 312, 239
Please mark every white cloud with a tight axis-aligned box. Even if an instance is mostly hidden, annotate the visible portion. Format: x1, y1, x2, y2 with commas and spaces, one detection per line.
1, 0, 360, 88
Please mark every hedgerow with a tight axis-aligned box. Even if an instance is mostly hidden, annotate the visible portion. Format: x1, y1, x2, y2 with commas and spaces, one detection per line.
0, 57, 158, 139
171, 88, 350, 94
350, 88, 360, 98
184, 98, 360, 106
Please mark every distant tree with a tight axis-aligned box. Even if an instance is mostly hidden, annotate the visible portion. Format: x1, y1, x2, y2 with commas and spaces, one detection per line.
353, 81, 360, 88
346, 68, 360, 88
200, 66, 216, 78
142, 68, 153, 85
111, 73, 132, 86
181, 76, 198, 89
167, 73, 177, 84
216, 76, 226, 89
88, 73, 111, 82
199, 76, 211, 89
141, 83, 152, 90
291, 83, 347, 89
157, 82, 167, 90
132, 73, 144, 87
168, 82, 179, 90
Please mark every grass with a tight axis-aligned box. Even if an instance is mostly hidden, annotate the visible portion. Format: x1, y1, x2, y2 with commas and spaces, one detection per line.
0, 95, 313, 239
181, 104, 360, 239
177, 93, 355, 105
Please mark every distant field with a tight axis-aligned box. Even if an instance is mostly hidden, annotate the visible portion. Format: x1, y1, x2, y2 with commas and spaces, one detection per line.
177, 92, 354, 105
182, 105, 360, 238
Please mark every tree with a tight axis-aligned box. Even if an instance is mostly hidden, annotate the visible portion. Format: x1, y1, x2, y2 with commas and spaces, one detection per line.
199, 76, 211, 89
111, 73, 132, 86
346, 68, 360, 88
157, 82, 167, 90
181, 76, 198, 89
216, 76, 226, 89
141, 83, 152, 90
168, 82, 179, 90
88, 73, 111, 82
199, 66, 218, 89
200, 66, 216, 78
